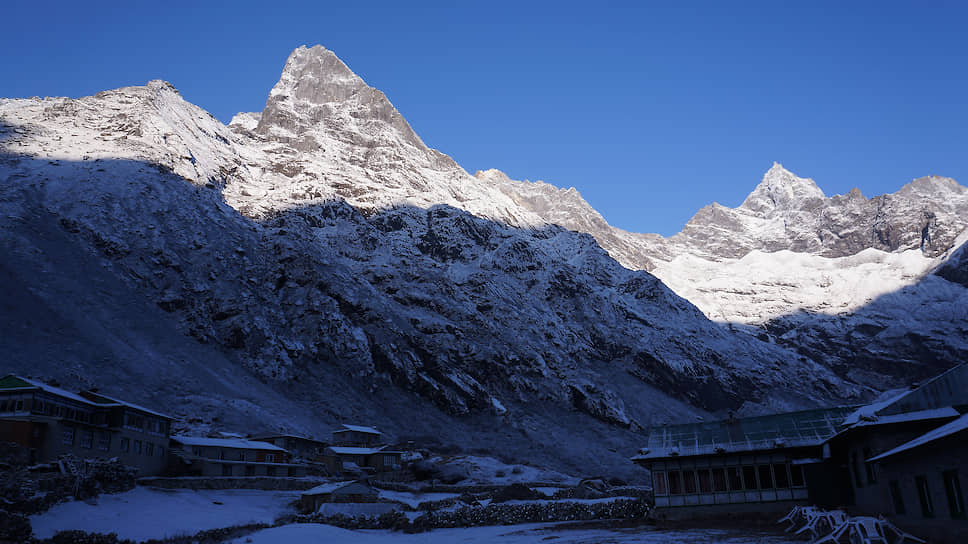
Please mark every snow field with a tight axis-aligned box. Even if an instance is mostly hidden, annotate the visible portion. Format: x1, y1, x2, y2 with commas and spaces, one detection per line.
29, 487, 300, 542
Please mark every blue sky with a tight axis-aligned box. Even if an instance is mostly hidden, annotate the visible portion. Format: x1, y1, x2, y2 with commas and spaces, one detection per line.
3, 1, 966, 235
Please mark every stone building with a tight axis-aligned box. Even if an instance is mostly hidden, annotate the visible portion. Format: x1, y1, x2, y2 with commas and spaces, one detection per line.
169, 435, 308, 477
0, 375, 172, 475
827, 363, 968, 544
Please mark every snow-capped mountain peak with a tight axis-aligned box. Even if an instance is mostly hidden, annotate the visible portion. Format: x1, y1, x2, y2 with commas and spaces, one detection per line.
252, 44, 424, 151
739, 161, 826, 214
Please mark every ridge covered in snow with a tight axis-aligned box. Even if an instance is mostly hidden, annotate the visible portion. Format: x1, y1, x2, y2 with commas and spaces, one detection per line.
0, 45, 866, 475
488, 163, 968, 383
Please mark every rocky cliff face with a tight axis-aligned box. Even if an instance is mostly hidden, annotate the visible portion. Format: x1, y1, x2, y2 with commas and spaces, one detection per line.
0, 46, 859, 476
488, 163, 968, 385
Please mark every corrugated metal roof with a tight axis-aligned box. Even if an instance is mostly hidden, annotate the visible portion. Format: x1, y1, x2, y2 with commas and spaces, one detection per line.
171, 436, 286, 451
338, 424, 381, 434
0, 375, 99, 406
327, 446, 387, 455
80, 391, 172, 420
303, 480, 373, 495
869, 414, 968, 462
635, 405, 858, 461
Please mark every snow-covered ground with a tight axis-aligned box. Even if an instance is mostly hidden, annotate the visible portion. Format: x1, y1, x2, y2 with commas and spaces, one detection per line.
378, 489, 461, 508
232, 522, 800, 544
30, 487, 300, 541
433, 455, 578, 485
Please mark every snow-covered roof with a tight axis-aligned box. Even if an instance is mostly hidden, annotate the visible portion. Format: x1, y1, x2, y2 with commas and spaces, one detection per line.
850, 407, 959, 428
327, 446, 388, 455
302, 480, 362, 495
841, 389, 911, 426
171, 436, 286, 452
249, 433, 324, 443
1, 375, 99, 406
80, 391, 172, 420
869, 414, 968, 462
337, 424, 381, 435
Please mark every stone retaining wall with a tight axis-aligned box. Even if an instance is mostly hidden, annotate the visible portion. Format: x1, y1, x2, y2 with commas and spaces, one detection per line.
138, 476, 323, 490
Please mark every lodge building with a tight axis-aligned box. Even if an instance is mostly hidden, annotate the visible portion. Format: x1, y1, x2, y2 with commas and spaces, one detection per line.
633, 406, 857, 520
321, 424, 403, 475
635, 363, 968, 543
0, 375, 173, 475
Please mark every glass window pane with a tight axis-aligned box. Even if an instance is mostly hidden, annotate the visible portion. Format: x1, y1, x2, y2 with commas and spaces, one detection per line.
654, 472, 668, 495
791, 465, 805, 487
698, 469, 712, 493
774, 463, 790, 488
758, 465, 774, 489
943, 470, 965, 519
712, 468, 727, 492
743, 466, 757, 490
668, 471, 682, 495
728, 467, 743, 491
683, 470, 696, 493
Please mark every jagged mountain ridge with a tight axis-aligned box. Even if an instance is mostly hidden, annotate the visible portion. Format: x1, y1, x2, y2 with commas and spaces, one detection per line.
0, 46, 857, 475
484, 163, 968, 383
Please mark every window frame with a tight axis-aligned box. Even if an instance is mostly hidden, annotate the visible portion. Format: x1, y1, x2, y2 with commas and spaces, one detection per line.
943, 470, 965, 520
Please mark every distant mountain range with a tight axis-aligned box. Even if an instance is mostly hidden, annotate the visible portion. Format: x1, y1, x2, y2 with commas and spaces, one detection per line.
1, 45, 964, 476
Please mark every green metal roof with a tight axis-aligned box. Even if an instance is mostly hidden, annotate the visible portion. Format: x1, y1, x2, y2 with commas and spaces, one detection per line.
0, 375, 34, 389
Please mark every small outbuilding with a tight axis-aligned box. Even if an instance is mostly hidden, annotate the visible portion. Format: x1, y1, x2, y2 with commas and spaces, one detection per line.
300, 480, 378, 512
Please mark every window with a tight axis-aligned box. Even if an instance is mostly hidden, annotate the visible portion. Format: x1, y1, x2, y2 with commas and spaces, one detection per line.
145, 442, 154, 456
192, 446, 202, 456
238, 451, 246, 461
158, 446, 164, 457
790, 465, 806, 487
712, 468, 727, 492
864, 448, 876, 484
851, 451, 863, 488
61, 426, 75, 446
668, 471, 682, 495
124, 413, 144, 431
682, 470, 697, 493
0, 400, 7, 412
245, 465, 256, 477
889, 480, 906, 515
727, 467, 743, 491
266, 466, 276, 477
698, 469, 712, 493
384, 455, 396, 466
916, 475, 934, 518
758, 465, 774, 489
653, 472, 668, 495
134, 440, 142, 455
120, 437, 130, 452
742, 466, 757, 490
219, 450, 226, 460
15, 400, 24, 411
97, 432, 111, 452
943, 470, 965, 520
80, 430, 94, 449
265, 453, 275, 463
773, 463, 790, 488
222, 464, 233, 476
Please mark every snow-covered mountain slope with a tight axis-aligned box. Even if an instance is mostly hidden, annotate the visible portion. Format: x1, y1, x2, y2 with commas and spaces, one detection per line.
0, 45, 860, 476
486, 164, 968, 383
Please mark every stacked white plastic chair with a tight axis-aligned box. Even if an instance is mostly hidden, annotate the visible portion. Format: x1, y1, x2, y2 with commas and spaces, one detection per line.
779, 506, 927, 544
